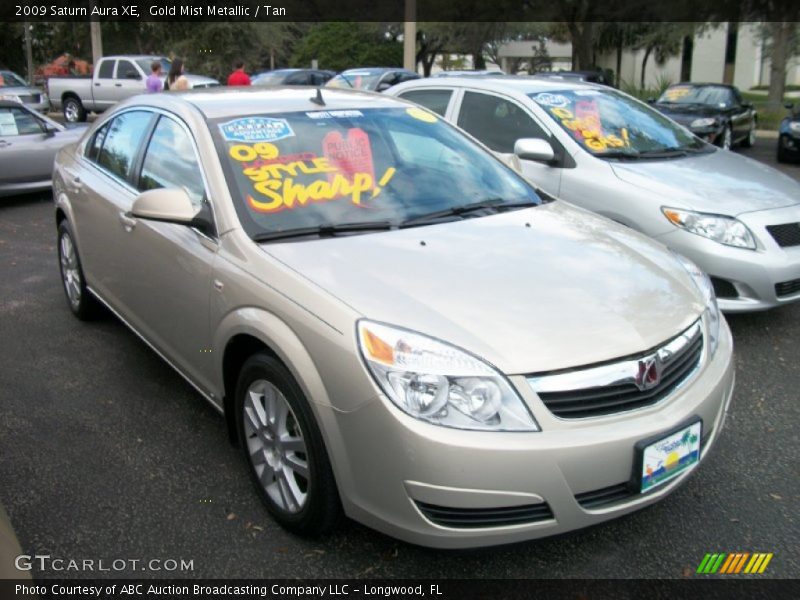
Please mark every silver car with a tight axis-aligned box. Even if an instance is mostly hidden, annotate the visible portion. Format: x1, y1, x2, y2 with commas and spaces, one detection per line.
0, 69, 50, 112
389, 77, 800, 312
0, 100, 87, 197
53, 88, 734, 548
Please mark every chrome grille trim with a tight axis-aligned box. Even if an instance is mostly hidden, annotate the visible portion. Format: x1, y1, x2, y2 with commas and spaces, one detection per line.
528, 319, 704, 419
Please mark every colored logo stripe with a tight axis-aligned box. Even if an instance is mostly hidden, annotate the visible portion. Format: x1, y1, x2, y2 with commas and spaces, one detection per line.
697, 553, 773, 574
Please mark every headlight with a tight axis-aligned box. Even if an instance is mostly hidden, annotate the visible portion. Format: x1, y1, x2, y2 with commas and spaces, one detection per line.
672, 252, 720, 356
690, 117, 718, 129
358, 320, 539, 431
662, 207, 756, 250
0, 93, 21, 104
789, 122, 800, 133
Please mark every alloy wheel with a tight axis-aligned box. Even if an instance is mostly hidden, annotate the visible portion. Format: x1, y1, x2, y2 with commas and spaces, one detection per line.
243, 379, 309, 513
722, 126, 732, 150
59, 233, 81, 308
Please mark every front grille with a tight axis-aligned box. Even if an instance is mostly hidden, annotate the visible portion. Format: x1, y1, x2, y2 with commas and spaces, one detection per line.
576, 483, 633, 509
531, 321, 703, 419
766, 223, 800, 247
775, 278, 800, 297
414, 501, 554, 528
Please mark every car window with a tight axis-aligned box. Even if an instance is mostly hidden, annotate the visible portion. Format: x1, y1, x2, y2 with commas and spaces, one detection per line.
210, 107, 540, 238
85, 122, 109, 161
117, 60, 140, 80
659, 85, 734, 107
138, 116, 205, 207
0, 107, 44, 136
310, 72, 330, 86
97, 59, 115, 79
457, 91, 548, 153
397, 89, 453, 117
96, 111, 154, 182
285, 72, 309, 85
0, 71, 28, 87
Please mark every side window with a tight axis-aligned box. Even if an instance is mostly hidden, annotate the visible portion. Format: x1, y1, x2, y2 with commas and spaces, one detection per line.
97, 60, 115, 79
96, 111, 154, 182
285, 72, 309, 85
85, 122, 110, 161
457, 91, 548, 153
117, 60, 140, 80
138, 116, 205, 207
398, 89, 453, 117
0, 107, 44, 136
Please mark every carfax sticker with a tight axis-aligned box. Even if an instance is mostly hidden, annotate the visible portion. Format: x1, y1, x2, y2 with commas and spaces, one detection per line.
405, 107, 437, 123
219, 117, 294, 143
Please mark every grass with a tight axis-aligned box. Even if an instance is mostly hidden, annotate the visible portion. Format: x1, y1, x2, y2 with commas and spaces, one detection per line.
742, 91, 793, 130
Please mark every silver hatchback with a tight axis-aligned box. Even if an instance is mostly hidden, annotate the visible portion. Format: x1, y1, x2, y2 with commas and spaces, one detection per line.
53, 88, 734, 548
389, 77, 800, 312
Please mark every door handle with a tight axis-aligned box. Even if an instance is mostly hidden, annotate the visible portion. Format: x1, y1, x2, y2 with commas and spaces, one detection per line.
94, 82, 100, 86
119, 211, 137, 232
115, 83, 122, 87
69, 175, 82, 190
0, 140, 10, 148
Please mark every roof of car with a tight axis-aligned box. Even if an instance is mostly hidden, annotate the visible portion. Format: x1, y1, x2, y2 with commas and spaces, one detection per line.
668, 82, 735, 89
394, 75, 601, 94
162, 86, 412, 119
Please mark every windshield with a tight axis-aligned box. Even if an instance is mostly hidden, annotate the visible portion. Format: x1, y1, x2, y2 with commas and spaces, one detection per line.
530, 88, 706, 157
252, 72, 290, 85
657, 85, 733, 107
0, 71, 29, 87
326, 71, 382, 90
135, 58, 171, 75
210, 106, 541, 238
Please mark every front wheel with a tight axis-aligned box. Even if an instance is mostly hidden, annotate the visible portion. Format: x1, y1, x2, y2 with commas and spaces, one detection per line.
57, 221, 99, 320
62, 97, 87, 123
235, 353, 341, 536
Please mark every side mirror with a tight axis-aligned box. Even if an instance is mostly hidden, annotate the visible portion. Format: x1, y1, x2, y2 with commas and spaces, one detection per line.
785, 101, 795, 110
131, 188, 197, 224
514, 138, 555, 163
647, 97, 656, 104
42, 123, 58, 137
376, 82, 392, 92
742, 101, 753, 109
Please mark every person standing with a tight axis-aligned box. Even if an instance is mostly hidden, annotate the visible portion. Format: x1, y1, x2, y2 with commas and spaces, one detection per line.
227, 60, 251, 86
145, 60, 163, 93
166, 58, 189, 91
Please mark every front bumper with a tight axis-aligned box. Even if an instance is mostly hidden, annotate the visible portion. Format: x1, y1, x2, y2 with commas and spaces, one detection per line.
779, 133, 800, 158
655, 207, 800, 312
324, 319, 734, 548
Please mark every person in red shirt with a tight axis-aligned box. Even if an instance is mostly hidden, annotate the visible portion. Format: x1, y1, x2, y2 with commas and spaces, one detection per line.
227, 60, 251, 86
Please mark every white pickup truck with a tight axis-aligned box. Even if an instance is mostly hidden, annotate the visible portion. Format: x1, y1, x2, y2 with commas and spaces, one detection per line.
48, 55, 219, 122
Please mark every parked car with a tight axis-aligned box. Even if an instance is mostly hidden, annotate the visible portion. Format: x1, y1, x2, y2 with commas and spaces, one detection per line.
0, 100, 87, 197
650, 83, 757, 149
777, 101, 800, 163
48, 55, 219, 123
53, 87, 734, 548
326, 67, 419, 92
389, 77, 800, 312
0, 69, 50, 112
252, 69, 334, 87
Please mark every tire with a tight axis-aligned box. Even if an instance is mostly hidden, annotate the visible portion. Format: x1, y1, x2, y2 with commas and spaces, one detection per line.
777, 143, 789, 163
57, 221, 99, 320
720, 124, 732, 150
62, 97, 87, 123
741, 121, 756, 148
235, 352, 341, 536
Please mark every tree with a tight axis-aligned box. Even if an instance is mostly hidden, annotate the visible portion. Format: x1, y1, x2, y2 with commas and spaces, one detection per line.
290, 23, 402, 72
744, 1, 800, 105
634, 23, 696, 89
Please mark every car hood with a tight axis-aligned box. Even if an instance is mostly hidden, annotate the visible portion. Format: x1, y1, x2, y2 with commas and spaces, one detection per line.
608, 149, 800, 215
262, 202, 703, 374
0, 85, 44, 97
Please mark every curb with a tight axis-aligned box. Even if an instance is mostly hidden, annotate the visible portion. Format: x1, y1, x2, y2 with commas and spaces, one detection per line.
756, 130, 779, 139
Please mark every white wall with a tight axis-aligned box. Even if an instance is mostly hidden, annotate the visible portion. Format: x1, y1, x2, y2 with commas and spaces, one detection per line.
690, 25, 727, 83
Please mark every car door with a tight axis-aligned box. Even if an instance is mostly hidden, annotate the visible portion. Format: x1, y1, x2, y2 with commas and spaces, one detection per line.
0, 106, 61, 185
395, 88, 456, 118
116, 113, 217, 390
453, 90, 563, 196
91, 58, 118, 109
114, 59, 146, 101
70, 110, 156, 309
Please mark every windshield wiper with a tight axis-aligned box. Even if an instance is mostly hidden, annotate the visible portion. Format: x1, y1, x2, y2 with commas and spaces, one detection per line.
400, 198, 538, 228
252, 220, 394, 243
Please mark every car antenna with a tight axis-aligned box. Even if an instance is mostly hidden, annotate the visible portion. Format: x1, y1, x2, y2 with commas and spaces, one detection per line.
310, 87, 325, 106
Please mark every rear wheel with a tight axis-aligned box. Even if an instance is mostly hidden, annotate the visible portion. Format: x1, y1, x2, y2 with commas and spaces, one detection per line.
777, 142, 790, 163
235, 352, 341, 536
57, 221, 99, 320
62, 97, 86, 123
742, 122, 756, 148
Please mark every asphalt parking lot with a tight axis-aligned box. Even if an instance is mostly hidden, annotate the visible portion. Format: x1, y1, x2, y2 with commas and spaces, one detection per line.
0, 137, 798, 580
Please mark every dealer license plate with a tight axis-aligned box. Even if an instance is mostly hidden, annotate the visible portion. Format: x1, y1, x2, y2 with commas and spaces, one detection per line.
640, 421, 701, 493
